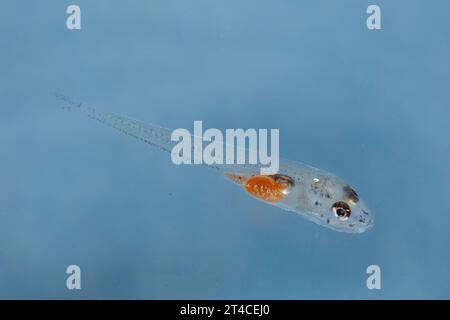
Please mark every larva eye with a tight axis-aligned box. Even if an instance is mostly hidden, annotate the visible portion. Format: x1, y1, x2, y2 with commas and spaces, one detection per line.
332, 201, 351, 220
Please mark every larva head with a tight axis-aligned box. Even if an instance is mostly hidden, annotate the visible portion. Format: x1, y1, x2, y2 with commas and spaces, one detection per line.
307, 175, 374, 233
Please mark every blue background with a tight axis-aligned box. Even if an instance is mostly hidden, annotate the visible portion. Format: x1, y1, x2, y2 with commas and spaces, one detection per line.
0, 0, 449, 299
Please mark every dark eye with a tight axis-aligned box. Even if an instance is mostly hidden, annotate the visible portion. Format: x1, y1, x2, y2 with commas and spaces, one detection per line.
332, 201, 351, 220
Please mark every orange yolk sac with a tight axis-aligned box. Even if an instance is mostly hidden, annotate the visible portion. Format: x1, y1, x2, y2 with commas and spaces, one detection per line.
244, 175, 288, 203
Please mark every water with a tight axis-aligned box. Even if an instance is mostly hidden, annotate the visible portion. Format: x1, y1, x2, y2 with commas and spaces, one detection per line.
0, 0, 449, 299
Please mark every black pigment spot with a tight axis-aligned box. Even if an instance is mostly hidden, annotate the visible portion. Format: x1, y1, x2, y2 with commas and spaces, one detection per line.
343, 185, 359, 204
